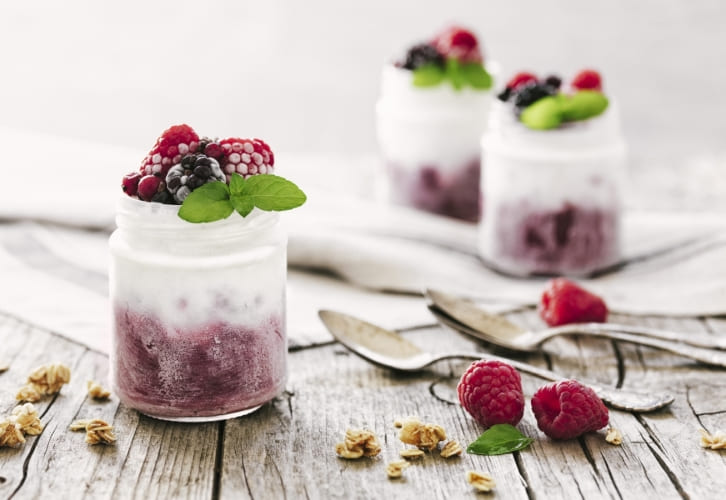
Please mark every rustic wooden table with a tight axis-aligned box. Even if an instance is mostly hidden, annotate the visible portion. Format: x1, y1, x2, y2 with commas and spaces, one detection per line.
1, 302, 725, 499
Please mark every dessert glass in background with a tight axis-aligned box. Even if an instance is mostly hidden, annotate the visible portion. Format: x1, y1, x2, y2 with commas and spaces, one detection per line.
479, 70, 627, 277
376, 26, 495, 222
110, 126, 303, 422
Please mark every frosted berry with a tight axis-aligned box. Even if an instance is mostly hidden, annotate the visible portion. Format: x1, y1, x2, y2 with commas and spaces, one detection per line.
402, 43, 445, 70
198, 137, 224, 160
571, 69, 603, 91
531, 380, 609, 440
166, 153, 225, 203
512, 81, 557, 113
544, 74, 562, 90
457, 360, 524, 428
219, 137, 275, 182
432, 26, 482, 63
137, 175, 164, 202
539, 278, 608, 327
121, 172, 142, 197
139, 124, 200, 178
506, 72, 538, 91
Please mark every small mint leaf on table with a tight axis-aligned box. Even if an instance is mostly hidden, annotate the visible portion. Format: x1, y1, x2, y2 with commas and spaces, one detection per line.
466, 424, 534, 455
178, 181, 233, 223
412, 64, 446, 87
461, 63, 493, 90
241, 174, 307, 212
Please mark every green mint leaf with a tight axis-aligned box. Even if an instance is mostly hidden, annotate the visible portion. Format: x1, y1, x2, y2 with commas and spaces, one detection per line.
229, 172, 246, 196
412, 63, 445, 87
466, 424, 534, 456
178, 181, 234, 223
461, 63, 493, 90
445, 58, 465, 91
230, 193, 255, 217
240, 174, 307, 212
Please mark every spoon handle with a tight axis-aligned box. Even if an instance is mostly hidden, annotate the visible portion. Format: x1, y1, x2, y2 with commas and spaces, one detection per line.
444, 351, 674, 412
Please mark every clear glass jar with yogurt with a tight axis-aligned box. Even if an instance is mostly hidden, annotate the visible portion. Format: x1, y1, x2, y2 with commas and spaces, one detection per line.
109, 196, 287, 422
376, 64, 494, 222
478, 100, 627, 276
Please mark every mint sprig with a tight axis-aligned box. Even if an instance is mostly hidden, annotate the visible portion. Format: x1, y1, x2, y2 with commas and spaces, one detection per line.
466, 424, 534, 455
412, 59, 493, 91
178, 173, 306, 223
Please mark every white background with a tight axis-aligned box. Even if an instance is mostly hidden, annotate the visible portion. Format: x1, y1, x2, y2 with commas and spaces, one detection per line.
1, 1, 724, 178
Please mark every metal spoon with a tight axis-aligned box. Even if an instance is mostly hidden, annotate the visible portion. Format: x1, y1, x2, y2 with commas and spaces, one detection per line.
318, 309, 674, 413
425, 288, 726, 367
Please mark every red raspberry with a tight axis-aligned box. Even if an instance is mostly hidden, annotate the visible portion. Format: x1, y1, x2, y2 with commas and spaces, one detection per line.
571, 69, 603, 91
432, 26, 482, 63
457, 360, 524, 428
121, 172, 142, 197
139, 124, 200, 178
137, 174, 164, 202
531, 380, 609, 440
539, 278, 608, 327
219, 137, 275, 182
506, 72, 538, 90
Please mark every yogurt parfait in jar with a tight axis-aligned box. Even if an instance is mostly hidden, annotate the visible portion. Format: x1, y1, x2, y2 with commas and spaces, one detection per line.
479, 70, 626, 276
376, 26, 495, 222
110, 125, 305, 422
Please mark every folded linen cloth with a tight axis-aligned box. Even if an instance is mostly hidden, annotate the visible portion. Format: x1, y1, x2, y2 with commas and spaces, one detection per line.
0, 128, 724, 357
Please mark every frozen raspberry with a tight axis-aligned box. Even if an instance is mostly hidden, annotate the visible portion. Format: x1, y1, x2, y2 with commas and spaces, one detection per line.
539, 278, 608, 327
121, 172, 142, 197
219, 137, 275, 182
198, 137, 224, 160
139, 124, 200, 178
531, 380, 609, 440
571, 69, 603, 91
432, 26, 482, 63
166, 153, 226, 203
457, 360, 524, 428
136, 175, 165, 202
401, 43, 445, 70
506, 72, 538, 91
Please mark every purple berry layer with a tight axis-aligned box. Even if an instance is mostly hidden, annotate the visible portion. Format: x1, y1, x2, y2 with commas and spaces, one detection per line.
386, 156, 481, 222
112, 305, 286, 419
490, 202, 619, 275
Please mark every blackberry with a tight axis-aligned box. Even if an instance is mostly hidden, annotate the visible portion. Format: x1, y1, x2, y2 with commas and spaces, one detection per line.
166, 153, 226, 203
544, 75, 562, 90
497, 87, 512, 102
402, 43, 444, 70
512, 82, 556, 114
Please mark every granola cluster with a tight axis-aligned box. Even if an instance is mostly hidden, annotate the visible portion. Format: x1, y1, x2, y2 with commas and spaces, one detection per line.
16, 362, 71, 402
467, 470, 496, 492
0, 403, 44, 448
605, 427, 623, 446
700, 429, 726, 450
87, 380, 112, 400
70, 419, 117, 445
398, 417, 447, 451
335, 428, 381, 459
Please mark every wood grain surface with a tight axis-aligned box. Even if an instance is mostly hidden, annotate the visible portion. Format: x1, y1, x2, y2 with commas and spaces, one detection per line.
1, 306, 725, 499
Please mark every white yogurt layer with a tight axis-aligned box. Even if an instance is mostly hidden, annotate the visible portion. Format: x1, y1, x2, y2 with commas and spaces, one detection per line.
109, 196, 287, 329
376, 64, 495, 169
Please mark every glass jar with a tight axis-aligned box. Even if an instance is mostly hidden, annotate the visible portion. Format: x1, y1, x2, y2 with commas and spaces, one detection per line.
376, 64, 494, 222
478, 101, 627, 277
109, 195, 287, 422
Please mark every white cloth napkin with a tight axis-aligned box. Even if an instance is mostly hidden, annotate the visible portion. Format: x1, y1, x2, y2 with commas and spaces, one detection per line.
0, 128, 725, 356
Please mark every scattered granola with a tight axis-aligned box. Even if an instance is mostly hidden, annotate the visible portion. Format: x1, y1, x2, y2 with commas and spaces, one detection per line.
11, 403, 43, 435
87, 380, 111, 400
399, 448, 425, 460
440, 440, 463, 458
70, 419, 116, 445
0, 419, 26, 448
0, 363, 9, 373
605, 427, 623, 446
27, 363, 71, 395
393, 419, 403, 428
399, 417, 446, 451
16, 383, 42, 403
700, 429, 726, 450
335, 428, 381, 459
386, 460, 410, 479
467, 470, 496, 493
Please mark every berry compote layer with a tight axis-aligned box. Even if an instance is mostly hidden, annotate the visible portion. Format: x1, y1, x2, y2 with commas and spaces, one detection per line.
376, 26, 495, 222
479, 96, 626, 277
110, 197, 287, 420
